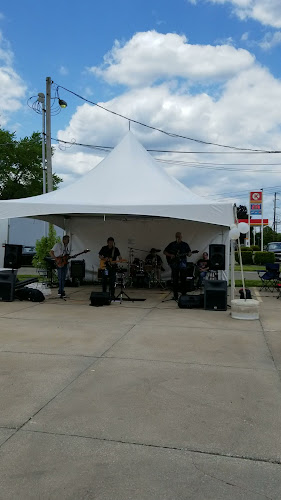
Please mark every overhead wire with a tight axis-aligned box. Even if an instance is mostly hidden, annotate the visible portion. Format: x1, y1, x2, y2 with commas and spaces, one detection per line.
53, 82, 281, 154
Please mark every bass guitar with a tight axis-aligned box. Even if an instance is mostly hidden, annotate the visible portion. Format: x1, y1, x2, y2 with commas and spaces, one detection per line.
55, 249, 90, 268
166, 250, 199, 268
99, 258, 127, 270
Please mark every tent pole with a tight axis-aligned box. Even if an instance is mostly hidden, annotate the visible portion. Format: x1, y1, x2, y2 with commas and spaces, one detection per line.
231, 239, 235, 301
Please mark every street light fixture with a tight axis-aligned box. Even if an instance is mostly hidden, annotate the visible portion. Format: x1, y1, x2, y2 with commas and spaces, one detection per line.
58, 99, 67, 109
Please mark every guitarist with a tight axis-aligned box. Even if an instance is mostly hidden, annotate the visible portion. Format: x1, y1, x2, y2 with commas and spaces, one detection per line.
50, 235, 70, 298
99, 237, 122, 299
164, 232, 192, 300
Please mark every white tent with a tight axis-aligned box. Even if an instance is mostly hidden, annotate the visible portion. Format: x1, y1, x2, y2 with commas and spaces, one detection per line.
0, 132, 234, 279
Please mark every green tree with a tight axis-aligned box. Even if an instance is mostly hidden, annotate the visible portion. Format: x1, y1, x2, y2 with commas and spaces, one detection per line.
237, 205, 248, 219
255, 226, 281, 247
0, 128, 62, 199
32, 224, 60, 270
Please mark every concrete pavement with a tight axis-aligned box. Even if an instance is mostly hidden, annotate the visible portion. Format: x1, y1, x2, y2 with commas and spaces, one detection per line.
0, 286, 280, 499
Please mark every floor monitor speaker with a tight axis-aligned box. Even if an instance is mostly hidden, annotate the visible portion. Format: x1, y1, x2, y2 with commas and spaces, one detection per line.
204, 280, 227, 311
90, 291, 111, 306
4, 244, 22, 269
209, 244, 225, 271
178, 294, 204, 309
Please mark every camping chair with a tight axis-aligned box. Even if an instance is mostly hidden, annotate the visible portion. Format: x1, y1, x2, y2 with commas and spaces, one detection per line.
257, 263, 280, 292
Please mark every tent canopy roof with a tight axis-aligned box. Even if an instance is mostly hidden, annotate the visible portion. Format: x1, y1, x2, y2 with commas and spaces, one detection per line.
0, 132, 233, 226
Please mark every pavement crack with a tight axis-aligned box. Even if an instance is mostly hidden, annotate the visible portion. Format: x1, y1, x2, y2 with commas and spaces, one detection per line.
259, 317, 281, 385
19, 428, 281, 466
99, 306, 154, 358
191, 457, 274, 500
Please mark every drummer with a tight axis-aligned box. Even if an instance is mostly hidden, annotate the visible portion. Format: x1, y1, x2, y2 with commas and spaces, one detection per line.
145, 248, 163, 268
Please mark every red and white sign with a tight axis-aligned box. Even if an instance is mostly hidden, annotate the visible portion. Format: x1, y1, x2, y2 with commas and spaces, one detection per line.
250, 191, 263, 203
239, 219, 268, 226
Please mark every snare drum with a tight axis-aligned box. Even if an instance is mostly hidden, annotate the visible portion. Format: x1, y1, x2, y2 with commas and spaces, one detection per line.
144, 264, 153, 272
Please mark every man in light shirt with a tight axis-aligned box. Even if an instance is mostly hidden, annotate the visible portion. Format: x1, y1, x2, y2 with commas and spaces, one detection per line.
50, 235, 70, 298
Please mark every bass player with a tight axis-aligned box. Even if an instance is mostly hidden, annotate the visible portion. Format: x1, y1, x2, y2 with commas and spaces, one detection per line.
99, 237, 122, 299
50, 235, 70, 298
164, 232, 194, 301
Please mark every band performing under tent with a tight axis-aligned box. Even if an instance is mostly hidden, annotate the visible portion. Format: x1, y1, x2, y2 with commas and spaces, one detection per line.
46, 231, 217, 302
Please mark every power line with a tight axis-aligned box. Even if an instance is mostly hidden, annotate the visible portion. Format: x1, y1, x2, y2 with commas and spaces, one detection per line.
53, 82, 281, 153
51, 136, 281, 156
203, 186, 281, 198
156, 159, 281, 172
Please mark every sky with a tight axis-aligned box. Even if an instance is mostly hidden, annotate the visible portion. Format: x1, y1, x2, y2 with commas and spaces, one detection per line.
1, 0, 281, 223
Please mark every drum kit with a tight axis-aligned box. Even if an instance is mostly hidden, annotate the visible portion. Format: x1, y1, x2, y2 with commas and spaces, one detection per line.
114, 247, 165, 290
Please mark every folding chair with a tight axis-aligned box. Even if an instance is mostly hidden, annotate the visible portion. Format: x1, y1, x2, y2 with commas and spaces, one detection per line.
257, 263, 280, 292
276, 283, 281, 299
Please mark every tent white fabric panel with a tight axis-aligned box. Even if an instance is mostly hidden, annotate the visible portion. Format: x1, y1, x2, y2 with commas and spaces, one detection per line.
0, 132, 233, 228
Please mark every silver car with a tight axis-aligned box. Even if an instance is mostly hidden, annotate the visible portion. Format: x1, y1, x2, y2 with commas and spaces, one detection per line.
266, 242, 281, 262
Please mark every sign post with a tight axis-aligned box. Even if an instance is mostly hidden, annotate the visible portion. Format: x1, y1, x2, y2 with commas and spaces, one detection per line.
249, 191, 263, 249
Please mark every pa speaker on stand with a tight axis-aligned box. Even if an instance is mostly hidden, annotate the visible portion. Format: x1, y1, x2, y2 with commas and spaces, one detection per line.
4, 244, 22, 269
209, 244, 225, 271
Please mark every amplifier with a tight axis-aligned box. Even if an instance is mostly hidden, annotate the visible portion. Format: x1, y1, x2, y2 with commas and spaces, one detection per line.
71, 259, 85, 280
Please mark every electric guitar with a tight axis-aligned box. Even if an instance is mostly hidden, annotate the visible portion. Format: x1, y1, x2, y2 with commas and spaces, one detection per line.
99, 258, 128, 270
55, 249, 90, 268
166, 250, 199, 268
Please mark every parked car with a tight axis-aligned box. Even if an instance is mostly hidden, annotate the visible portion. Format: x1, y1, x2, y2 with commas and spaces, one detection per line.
21, 245, 36, 266
265, 242, 281, 262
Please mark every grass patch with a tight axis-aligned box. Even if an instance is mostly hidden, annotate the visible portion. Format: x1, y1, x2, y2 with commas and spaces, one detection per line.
17, 274, 46, 282
234, 265, 264, 271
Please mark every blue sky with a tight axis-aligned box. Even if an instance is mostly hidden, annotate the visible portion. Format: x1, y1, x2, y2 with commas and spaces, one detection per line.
1, 0, 281, 220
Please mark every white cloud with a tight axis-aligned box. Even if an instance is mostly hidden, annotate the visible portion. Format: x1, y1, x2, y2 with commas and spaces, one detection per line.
0, 31, 26, 125
240, 32, 249, 41
88, 31, 254, 87
59, 65, 69, 76
55, 31, 281, 219
258, 31, 281, 50
189, 0, 281, 28
53, 147, 102, 186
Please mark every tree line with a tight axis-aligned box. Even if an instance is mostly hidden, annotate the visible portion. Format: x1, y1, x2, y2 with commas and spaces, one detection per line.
0, 128, 61, 200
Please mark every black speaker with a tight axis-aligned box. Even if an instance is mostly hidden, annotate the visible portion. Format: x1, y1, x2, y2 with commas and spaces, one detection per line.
4, 244, 22, 269
0, 271, 17, 301
90, 291, 111, 306
204, 280, 227, 311
178, 294, 204, 309
209, 244, 225, 270
71, 260, 85, 280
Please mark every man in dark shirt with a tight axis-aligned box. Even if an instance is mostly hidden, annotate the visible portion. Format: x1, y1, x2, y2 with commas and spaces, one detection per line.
164, 232, 192, 300
99, 237, 122, 299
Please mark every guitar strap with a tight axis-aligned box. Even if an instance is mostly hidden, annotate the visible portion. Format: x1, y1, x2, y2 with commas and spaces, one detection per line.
111, 243, 115, 260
